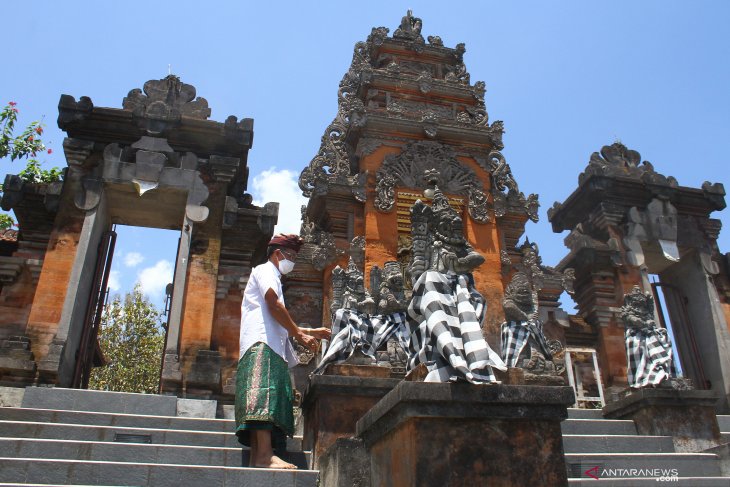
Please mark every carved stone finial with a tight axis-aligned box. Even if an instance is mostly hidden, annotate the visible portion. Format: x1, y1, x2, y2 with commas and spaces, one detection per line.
123, 75, 211, 121
393, 10, 424, 42
578, 142, 679, 188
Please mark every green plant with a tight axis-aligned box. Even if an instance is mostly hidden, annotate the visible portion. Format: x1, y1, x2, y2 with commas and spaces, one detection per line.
88, 285, 166, 394
0, 101, 48, 161
0, 101, 63, 230
18, 159, 63, 184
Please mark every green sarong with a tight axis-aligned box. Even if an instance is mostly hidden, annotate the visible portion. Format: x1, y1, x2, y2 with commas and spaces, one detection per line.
234, 341, 294, 450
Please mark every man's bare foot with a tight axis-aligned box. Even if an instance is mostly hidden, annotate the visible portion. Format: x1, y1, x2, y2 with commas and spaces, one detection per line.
253, 454, 297, 469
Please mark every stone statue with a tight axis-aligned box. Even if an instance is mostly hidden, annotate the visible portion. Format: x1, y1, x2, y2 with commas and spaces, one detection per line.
331, 257, 376, 315
371, 261, 410, 315
393, 10, 423, 42
621, 286, 674, 388
406, 173, 505, 383
409, 173, 484, 283
500, 240, 562, 380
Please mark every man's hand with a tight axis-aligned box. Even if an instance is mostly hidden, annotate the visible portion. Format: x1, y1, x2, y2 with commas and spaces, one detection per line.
296, 333, 318, 352
306, 327, 332, 340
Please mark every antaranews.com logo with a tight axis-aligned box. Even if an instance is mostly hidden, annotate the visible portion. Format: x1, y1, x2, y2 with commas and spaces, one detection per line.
578, 463, 679, 481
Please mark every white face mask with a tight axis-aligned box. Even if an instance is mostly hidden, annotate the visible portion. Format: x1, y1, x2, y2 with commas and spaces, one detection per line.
278, 258, 295, 275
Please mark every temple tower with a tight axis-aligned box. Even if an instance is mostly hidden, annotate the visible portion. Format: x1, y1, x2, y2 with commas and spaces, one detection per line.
0, 76, 277, 401
290, 13, 539, 350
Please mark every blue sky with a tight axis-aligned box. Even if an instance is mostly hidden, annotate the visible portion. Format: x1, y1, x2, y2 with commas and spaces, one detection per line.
2, 1, 729, 309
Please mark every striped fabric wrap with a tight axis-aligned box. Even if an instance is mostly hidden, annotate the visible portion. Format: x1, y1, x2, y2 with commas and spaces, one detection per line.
314, 310, 409, 374
407, 271, 506, 383
500, 319, 553, 368
625, 326, 673, 388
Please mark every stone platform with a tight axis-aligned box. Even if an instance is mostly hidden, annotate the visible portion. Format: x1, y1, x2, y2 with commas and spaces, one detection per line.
302, 368, 400, 468
355, 381, 575, 487
603, 387, 723, 452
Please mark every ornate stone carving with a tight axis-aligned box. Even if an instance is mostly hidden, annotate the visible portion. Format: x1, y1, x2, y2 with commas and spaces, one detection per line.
370, 261, 411, 315
331, 257, 376, 314
427, 35, 443, 47
475, 150, 539, 222
374, 141, 489, 223
393, 10, 424, 43
350, 236, 365, 266
123, 75, 211, 121
416, 70, 433, 94
578, 142, 679, 188
312, 231, 341, 271
621, 286, 675, 388
408, 182, 485, 283
298, 26, 387, 198
625, 198, 680, 264
501, 242, 561, 377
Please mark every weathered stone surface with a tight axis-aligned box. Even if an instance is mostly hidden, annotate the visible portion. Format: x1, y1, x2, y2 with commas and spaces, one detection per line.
356, 382, 574, 487
302, 374, 400, 469
602, 387, 722, 452
0, 386, 25, 407
318, 437, 371, 487
323, 363, 392, 378
176, 398, 217, 419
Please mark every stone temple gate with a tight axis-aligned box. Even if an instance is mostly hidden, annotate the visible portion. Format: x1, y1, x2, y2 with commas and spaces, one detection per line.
0, 76, 278, 399
0, 12, 728, 421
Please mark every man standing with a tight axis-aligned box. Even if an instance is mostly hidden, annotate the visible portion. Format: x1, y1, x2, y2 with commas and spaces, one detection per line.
235, 233, 330, 469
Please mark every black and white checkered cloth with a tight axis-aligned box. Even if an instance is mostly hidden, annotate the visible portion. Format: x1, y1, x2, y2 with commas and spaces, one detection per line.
407, 271, 506, 383
501, 320, 553, 368
313, 310, 409, 374
625, 326, 673, 388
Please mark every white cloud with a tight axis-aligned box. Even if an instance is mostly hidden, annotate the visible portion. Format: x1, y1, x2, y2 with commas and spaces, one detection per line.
137, 260, 174, 301
107, 270, 121, 292
251, 168, 308, 235
123, 251, 144, 267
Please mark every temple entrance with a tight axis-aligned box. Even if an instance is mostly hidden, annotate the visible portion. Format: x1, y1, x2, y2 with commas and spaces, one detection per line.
651, 276, 710, 390
73, 219, 182, 391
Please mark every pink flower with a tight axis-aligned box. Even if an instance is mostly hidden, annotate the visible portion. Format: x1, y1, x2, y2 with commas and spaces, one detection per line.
47, 149, 52, 154
35, 127, 43, 135
11, 108, 18, 113
8, 101, 16, 107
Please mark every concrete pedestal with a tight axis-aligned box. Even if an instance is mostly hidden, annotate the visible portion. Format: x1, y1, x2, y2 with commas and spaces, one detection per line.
302, 369, 400, 469
356, 382, 575, 487
602, 387, 722, 452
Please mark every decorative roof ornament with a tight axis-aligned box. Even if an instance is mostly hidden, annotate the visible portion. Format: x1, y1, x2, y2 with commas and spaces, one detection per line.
393, 10, 424, 43
578, 142, 679, 188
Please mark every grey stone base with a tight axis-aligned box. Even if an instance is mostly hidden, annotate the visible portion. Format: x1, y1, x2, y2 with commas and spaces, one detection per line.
356, 382, 575, 487
603, 387, 722, 452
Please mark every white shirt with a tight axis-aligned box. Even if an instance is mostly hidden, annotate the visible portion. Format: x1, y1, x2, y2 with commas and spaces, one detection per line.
239, 260, 298, 367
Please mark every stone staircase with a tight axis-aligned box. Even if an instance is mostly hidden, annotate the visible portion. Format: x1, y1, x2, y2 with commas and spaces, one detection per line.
0, 387, 317, 487
1, 387, 729, 486
563, 407, 730, 485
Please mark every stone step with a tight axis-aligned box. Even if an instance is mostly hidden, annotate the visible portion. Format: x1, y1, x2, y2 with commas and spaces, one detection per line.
561, 418, 638, 435
0, 457, 318, 487
0, 420, 302, 451
567, 408, 604, 419
562, 434, 675, 453
0, 406, 234, 432
565, 452, 721, 479
568, 478, 730, 486
718, 415, 730, 432
0, 437, 310, 469
20, 387, 178, 416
